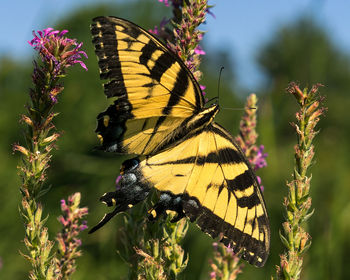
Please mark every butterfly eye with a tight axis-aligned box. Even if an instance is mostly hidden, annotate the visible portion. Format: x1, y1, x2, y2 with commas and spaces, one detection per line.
122, 158, 140, 171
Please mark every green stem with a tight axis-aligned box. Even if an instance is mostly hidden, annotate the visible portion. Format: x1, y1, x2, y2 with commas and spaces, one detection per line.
276, 83, 325, 280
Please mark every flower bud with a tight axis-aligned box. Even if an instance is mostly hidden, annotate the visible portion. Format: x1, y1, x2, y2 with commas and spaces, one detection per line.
42, 133, 60, 144
13, 144, 30, 157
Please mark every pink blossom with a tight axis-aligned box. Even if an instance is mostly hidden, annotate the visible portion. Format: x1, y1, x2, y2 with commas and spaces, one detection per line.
194, 45, 206, 55
29, 28, 88, 72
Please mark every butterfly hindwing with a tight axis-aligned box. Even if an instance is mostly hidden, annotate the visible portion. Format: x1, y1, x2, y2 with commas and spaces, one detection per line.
91, 16, 204, 155
138, 123, 269, 266
90, 122, 269, 266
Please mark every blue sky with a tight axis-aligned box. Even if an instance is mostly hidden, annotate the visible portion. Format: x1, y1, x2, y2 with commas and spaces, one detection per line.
1, 0, 350, 90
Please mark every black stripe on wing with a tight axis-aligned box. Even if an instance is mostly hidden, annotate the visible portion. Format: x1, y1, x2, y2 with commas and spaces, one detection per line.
140, 45, 175, 84
145, 147, 244, 166
91, 17, 128, 99
181, 194, 268, 267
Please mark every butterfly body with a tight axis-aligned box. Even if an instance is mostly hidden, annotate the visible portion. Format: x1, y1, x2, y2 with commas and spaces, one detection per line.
90, 16, 270, 267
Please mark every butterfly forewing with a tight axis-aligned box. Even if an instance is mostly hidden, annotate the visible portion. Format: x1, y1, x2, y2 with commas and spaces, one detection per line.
91, 16, 204, 155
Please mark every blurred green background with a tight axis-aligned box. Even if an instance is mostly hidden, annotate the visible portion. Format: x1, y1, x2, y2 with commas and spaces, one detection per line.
1, 1, 350, 279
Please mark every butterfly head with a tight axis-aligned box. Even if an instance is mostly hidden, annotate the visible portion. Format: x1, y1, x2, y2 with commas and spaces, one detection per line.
200, 103, 220, 122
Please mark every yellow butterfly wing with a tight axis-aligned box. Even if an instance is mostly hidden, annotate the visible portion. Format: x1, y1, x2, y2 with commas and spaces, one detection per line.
90, 122, 270, 266
91, 16, 205, 155
138, 123, 270, 266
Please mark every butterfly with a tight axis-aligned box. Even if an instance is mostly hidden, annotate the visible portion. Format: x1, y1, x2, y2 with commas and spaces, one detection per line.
89, 16, 270, 267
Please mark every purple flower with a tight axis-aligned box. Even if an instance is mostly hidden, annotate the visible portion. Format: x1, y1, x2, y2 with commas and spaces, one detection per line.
200, 84, 206, 96
149, 18, 169, 37
62, 42, 88, 70
257, 176, 264, 192
28, 28, 88, 104
79, 221, 88, 232
225, 243, 234, 255
194, 45, 206, 55
48, 86, 62, 104
209, 242, 243, 279
29, 28, 88, 74
115, 175, 122, 190
56, 193, 88, 278
252, 145, 268, 171
206, 7, 216, 19
235, 94, 267, 192
157, 0, 182, 10
149, 25, 160, 35
60, 199, 68, 213
158, 0, 170, 6
58, 193, 88, 230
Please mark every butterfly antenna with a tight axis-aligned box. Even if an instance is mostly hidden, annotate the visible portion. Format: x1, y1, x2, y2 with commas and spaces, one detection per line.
217, 66, 224, 106
206, 66, 225, 105
221, 107, 256, 111
207, 67, 256, 112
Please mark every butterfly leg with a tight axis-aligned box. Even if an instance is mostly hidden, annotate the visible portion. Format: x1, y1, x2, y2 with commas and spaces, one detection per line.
169, 196, 186, 222
148, 193, 186, 222
89, 157, 150, 233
